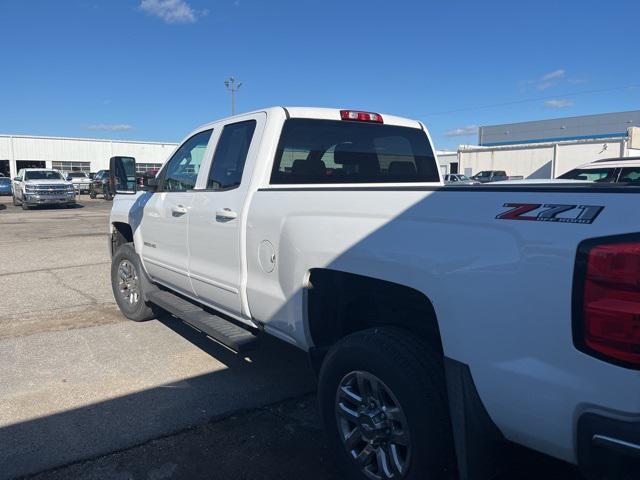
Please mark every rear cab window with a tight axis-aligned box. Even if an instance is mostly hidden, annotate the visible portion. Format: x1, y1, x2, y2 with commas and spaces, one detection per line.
270, 119, 439, 184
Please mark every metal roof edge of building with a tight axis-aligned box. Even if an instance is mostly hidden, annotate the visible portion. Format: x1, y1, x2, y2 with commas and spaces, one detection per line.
459, 134, 627, 152
482, 132, 627, 147
479, 109, 640, 130
0, 133, 178, 146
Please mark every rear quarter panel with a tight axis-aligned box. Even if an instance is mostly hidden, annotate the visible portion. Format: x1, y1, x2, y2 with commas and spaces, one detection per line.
246, 186, 640, 463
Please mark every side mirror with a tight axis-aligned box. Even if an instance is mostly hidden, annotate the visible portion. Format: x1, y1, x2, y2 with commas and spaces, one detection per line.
109, 156, 137, 195
13, 176, 21, 182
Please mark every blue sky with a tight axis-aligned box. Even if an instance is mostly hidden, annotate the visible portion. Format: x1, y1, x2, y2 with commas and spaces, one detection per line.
1, 0, 639, 150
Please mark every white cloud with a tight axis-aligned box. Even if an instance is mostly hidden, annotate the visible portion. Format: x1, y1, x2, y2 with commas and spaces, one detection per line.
544, 99, 573, 109
521, 69, 568, 91
139, 0, 206, 24
444, 125, 478, 137
536, 81, 555, 91
541, 69, 565, 81
86, 124, 134, 132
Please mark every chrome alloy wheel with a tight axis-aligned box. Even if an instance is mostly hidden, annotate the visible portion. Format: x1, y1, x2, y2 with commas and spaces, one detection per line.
117, 259, 140, 305
335, 371, 411, 480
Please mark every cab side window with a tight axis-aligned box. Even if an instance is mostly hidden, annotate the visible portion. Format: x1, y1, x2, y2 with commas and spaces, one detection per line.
207, 120, 256, 190
160, 130, 213, 192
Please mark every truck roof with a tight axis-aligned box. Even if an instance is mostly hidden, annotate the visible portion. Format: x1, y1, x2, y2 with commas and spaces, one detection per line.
198, 107, 423, 130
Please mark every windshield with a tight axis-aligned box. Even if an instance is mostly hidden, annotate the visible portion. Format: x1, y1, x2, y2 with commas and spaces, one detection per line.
24, 170, 64, 181
557, 167, 616, 182
67, 172, 88, 178
271, 119, 439, 184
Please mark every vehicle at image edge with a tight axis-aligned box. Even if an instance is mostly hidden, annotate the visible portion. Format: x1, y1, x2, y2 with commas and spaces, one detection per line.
13, 168, 75, 209
443, 173, 480, 185
89, 170, 113, 200
557, 156, 640, 185
65, 171, 92, 193
108, 107, 640, 480
0, 177, 12, 195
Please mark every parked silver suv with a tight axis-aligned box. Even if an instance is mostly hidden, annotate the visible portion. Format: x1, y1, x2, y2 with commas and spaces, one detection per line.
12, 168, 76, 210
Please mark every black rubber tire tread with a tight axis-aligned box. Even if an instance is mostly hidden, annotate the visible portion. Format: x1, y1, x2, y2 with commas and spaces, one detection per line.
111, 243, 159, 322
21, 201, 30, 210
318, 327, 455, 480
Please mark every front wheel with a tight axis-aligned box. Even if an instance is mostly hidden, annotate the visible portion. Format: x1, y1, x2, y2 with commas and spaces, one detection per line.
89, 190, 96, 199
111, 243, 159, 322
104, 189, 113, 201
318, 328, 454, 480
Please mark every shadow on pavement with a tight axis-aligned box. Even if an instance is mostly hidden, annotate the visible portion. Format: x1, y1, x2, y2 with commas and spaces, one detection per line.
1, 319, 316, 480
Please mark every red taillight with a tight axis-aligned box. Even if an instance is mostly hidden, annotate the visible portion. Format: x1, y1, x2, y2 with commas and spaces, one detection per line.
578, 240, 640, 368
340, 110, 383, 123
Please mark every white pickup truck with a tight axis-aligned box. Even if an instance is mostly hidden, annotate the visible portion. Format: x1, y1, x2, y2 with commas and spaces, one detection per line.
108, 107, 639, 480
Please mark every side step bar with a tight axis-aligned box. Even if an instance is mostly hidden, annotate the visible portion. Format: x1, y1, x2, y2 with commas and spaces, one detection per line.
147, 290, 259, 354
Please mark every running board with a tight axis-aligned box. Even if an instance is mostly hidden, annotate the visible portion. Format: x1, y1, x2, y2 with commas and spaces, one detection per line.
147, 290, 259, 354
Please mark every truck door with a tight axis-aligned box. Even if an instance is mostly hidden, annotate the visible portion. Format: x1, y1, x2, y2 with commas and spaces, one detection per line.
187, 113, 265, 318
139, 129, 213, 295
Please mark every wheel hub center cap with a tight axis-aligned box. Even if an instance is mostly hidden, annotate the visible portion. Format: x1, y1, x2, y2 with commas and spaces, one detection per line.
358, 405, 390, 443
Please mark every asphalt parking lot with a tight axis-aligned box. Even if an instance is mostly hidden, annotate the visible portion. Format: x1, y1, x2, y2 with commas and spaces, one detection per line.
0, 195, 585, 480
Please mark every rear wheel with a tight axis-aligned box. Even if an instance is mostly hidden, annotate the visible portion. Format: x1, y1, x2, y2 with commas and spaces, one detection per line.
89, 190, 96, 199
318, 328, 454, 480
104, 189, 113, 201
111, 243, 159, 322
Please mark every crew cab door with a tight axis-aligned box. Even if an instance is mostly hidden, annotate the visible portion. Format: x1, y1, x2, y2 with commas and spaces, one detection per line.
188, 113, 265, 318
139, 129, 213, 295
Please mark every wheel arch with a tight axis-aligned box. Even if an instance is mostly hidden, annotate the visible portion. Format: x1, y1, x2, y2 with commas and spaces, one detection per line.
110, 221, 133, 257
306, 268, 444, 365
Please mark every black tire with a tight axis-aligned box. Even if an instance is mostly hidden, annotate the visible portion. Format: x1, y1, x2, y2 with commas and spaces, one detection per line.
21, 201, 30, 210
111, 243, 159, 322
318, 327, 454, 480
12, 194, 18, 206
89, 190, 96, 199
104, 190, 113, 201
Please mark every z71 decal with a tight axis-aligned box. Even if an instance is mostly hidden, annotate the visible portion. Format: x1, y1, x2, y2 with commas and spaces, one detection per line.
496, 203, 604, 224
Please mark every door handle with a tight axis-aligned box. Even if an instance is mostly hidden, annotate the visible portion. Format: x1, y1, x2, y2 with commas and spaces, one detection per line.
215, 208, 238, 220
171, 205, 188, 216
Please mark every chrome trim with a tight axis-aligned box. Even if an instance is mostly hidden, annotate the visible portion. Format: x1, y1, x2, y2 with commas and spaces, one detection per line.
592, 434, 640, 455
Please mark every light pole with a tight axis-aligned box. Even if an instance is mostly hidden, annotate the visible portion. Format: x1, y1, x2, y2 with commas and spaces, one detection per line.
224, 77, 242, 115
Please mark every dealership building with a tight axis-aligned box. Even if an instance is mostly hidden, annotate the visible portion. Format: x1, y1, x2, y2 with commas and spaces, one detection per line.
0, 134, 178, 179
438, 110, 640, 178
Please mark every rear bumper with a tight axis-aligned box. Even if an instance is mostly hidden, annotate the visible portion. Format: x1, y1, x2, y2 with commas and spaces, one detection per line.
578, 413, 640, 479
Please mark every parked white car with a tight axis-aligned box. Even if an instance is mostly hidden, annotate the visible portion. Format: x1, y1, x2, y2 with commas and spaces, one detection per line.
557, 155, 640, 184
443, 173, 480, 185
108, 107, 639, 480
65, 171, 92, 193
12, 168, 76, 209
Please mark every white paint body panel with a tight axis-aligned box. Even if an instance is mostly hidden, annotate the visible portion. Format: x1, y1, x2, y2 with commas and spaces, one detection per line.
110, 107, 640, 466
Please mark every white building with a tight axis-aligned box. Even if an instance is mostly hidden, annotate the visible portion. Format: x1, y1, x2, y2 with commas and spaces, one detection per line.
0, 134, 178, 178
438, 110, 640, 178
